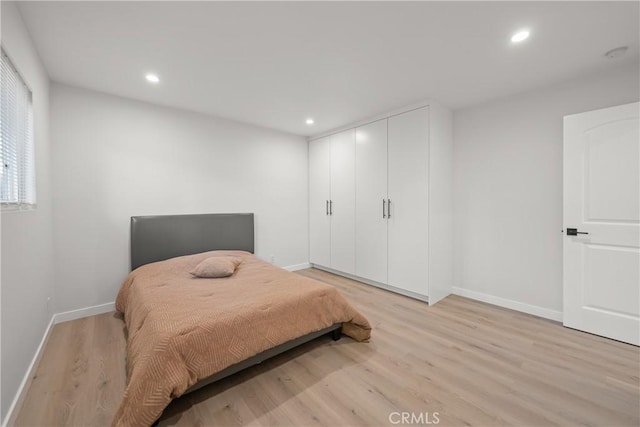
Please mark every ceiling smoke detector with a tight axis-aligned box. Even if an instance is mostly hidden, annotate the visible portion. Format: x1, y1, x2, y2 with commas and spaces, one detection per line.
604, 46, 628, 59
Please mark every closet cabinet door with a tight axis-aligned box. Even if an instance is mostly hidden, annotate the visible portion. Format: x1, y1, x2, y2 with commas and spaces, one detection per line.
388, 107, 429, 296
355, 119, 388, 283
309, 136, 331, 267
329, 129, 356, 274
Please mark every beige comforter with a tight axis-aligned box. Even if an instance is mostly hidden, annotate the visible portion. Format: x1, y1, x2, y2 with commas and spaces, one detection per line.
113, 251, 371, 427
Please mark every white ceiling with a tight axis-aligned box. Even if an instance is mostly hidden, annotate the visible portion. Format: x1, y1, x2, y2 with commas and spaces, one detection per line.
16, 1, 639, 136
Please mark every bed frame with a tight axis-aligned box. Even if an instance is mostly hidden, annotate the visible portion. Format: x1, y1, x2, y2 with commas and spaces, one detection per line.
129, 213, 342, 414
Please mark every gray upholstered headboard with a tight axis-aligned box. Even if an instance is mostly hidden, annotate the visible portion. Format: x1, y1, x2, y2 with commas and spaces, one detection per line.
130, 213, 254, 270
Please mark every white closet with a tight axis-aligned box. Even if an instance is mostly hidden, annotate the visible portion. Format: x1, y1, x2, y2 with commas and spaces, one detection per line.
308, 136, 331, 267
308, 130, 356, 275
355, 119, 388, 284
387, 108, 430, 297
309, 102, 452, 304
329, 129, 356, 274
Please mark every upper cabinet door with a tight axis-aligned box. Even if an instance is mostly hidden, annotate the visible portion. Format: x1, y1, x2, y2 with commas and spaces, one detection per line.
355, 119, 388, 284
330, 129, 356, 274
309, 136, 331, 267
388, 107, 429, 296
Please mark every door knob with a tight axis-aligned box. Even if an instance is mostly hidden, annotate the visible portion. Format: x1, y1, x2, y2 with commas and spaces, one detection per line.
566, 228, 589, 236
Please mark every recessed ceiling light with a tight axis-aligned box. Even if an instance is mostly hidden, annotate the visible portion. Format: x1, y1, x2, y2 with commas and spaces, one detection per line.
306, 118, 315, 125
145, 73, 160, 84
511, 30, 530, 43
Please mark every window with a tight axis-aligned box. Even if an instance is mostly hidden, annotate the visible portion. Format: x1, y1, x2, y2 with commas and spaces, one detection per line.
1, 49, 35, 210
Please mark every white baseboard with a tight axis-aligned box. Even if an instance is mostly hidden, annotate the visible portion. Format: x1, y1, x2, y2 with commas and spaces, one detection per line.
53, 301, 116, 324
312, 264, 430, 303
284, 262, 311, 272
452, 286, 562, 322
3, 301, 117, 425
2, 316, 55, 427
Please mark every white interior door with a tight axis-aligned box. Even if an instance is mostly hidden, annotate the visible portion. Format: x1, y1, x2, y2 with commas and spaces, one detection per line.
309, 136, 331, 267
355, 119, 388, 284
388, 108, 429, 297
330, 129, 356, 274
563, 102, 639, 345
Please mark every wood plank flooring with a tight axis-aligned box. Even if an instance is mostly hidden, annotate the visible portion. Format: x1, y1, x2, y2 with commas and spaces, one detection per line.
14, 268, 640, 426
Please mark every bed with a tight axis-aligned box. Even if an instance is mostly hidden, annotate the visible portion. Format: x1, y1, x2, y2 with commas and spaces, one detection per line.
113, 213, 371, 427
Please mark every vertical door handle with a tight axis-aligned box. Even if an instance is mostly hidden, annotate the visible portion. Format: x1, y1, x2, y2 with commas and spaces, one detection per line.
387, 199, 391, 219
326, 200, 329, 215
329, 200, 333, 215
383, 199, 387, 218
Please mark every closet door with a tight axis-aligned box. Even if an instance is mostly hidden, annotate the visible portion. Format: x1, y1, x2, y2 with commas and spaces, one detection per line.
309, 136, 331, 267
355, 119, 388, 283
329, 129, 356, 274
388, 107, 429, 296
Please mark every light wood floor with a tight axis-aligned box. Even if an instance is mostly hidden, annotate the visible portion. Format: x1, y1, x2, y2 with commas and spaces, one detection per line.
15, 268, 640, 426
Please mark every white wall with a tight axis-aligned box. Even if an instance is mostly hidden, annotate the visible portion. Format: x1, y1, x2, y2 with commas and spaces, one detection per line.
453, 63, 640, 318
50, 84, 309, 313
0, 2, 55, 422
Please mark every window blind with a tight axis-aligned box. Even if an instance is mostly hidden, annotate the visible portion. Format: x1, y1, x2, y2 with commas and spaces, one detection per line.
1, 49, 35, 209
